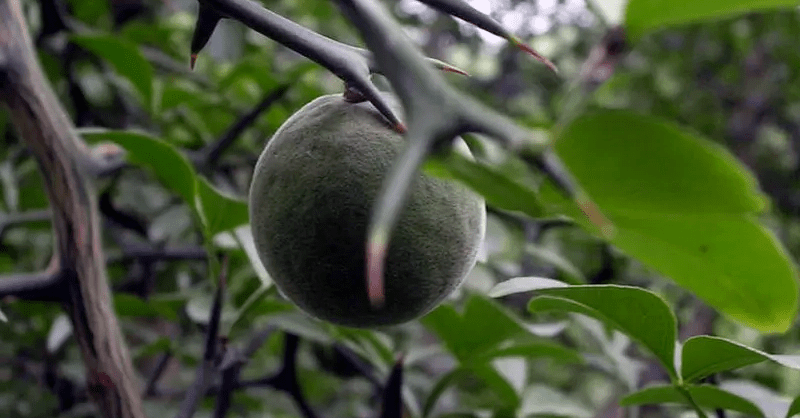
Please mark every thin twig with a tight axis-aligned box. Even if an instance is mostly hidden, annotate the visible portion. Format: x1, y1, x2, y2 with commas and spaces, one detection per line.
109, 245, 208, 264
175, 256, 228, 418
0, 209, 52, 241
0, 255, 64, 301
213, 325, 276, 418
241, 333, 319, 418
0, 1, 146, 415
198, 84, 289, 167
143, 352, 173, 397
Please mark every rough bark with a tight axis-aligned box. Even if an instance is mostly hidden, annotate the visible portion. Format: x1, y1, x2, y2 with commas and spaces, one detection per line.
0, 1, 145, 417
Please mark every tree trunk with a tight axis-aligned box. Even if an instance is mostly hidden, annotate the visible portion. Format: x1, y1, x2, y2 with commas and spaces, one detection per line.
0, 1, 145, 417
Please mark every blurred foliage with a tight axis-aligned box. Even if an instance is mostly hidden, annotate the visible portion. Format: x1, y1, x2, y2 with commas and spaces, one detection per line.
2, 0, 800, 417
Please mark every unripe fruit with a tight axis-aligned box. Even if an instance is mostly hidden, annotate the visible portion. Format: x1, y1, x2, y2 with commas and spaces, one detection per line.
249, 93, 486, 328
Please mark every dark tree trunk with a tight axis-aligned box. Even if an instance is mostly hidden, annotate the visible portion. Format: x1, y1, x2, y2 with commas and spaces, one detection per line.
0, 1, 145, 417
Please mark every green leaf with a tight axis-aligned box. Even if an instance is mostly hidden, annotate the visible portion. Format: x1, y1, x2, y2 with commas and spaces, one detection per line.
71, 34, 154, 109
0, 308, 6, 322
82, 130, 197, 205
549, 111, 799, 333
231, 226, 272, 287
620, 384, 764, 417
525, 283, 678, 380
423, 368, 467, 417
196, 178, 249, 236
421, 293, 527, 363
113, 294, 179, 321
424, 152, 544, 218
555, 110, 766, 216
519, 385, 593, 418
132, 337, 172, 360
471, 362, 522, 408
681, 336, 800, 383
787, 395, 800, 418
625, 0, 800, 40
606, 212, 797, 333
487, 276, 569, 298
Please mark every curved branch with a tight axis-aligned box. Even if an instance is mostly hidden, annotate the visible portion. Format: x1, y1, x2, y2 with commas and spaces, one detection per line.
0, 2, 145, 417
0, 256, 64, 302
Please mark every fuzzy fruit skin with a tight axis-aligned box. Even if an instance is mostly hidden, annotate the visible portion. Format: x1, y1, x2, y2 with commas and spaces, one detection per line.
249, 94, 486, 328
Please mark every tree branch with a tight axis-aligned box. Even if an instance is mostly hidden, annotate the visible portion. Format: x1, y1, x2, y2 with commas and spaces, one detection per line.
0, 2, 145, 417
143, 352, 173, 397
0, 264, 64, 301
176, 256, 228, 418
242, 333, 318, 418
0, 209, 51, 241
195, 84, 289, 168
214, 325, 276, 418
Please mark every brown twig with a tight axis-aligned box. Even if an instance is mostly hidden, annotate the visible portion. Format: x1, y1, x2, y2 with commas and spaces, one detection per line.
176, 255, 229, 418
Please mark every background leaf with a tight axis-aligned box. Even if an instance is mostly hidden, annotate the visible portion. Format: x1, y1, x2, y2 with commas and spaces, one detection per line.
82, 130, 197, 205
625, 0, 800, 40
681, 336, 800, 382
487, 276, 569, 298
196, 177, 249, 236
425, 152, 544, 218
555, 110, 766, 215
526, 284, 678, 380
422, 293, 528, 363
71, 34, 154, 109
620, 384, 765, 417
548, 111, 800, 332
787, 396, 800, 418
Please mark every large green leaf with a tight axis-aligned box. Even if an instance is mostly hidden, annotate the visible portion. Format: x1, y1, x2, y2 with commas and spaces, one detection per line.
555, 110, 766, 215
549, 111, 799, 333
493, 278, 679, 380
625, 0, 800, 40
606, 212, 797, 333
681, 336, 800, 382
113, 294, 179, 321
71, 34, 154, 109
620, 384, 764, 417
82, 130, 251, 237
82, 130, 196, 205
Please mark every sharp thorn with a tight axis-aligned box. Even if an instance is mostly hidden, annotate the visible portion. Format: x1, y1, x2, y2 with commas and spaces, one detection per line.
440, 65, 470, 77
511, 37, 559, 74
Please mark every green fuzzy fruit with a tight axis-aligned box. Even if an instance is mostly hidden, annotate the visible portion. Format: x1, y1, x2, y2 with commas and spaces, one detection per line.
249, 93, 486, 328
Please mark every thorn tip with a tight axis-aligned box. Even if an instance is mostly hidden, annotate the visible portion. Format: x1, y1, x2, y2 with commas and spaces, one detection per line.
441, 66, 470, 77
511, 37, 559, 74
577, 196, 615, 239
